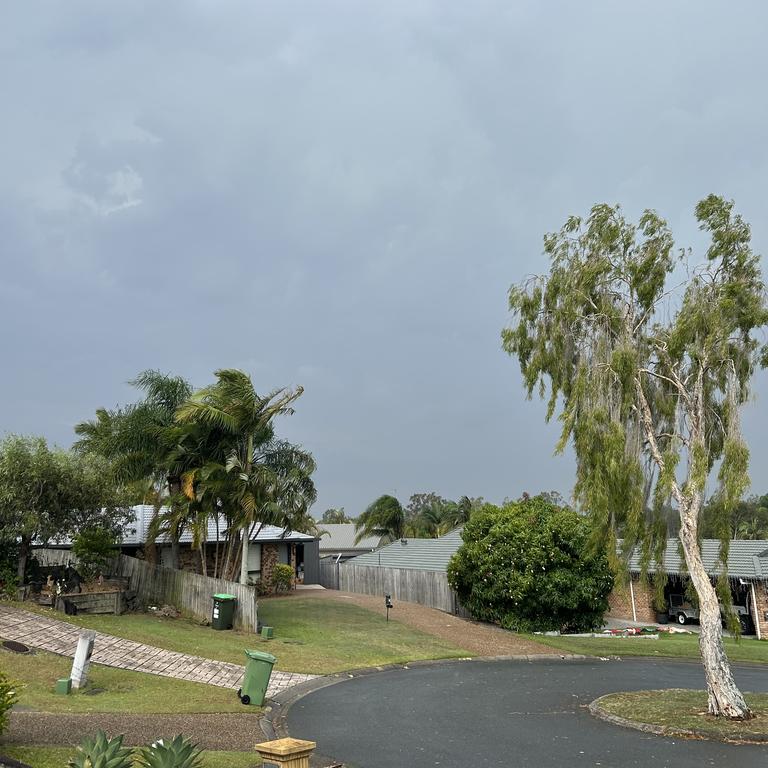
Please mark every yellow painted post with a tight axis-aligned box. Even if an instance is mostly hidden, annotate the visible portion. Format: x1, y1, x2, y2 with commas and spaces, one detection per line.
254, 738, 316, 768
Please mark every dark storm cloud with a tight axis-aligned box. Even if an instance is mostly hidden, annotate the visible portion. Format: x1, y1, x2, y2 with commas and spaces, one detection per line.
1, 1, 767, 514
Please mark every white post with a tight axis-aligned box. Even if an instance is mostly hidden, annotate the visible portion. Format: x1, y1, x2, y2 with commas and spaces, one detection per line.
629, 578, 637, 623
240, 534, 249, 585
750, 582, 761, 640
71, 631, 96, 689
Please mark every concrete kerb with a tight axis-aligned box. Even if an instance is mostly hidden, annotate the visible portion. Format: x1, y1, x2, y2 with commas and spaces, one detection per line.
588, 693, 768, 744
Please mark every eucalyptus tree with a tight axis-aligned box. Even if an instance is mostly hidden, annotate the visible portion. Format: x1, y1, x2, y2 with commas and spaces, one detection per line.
176, 369, 314, 584
503, 195, 767, 719
355, 495, 406, 544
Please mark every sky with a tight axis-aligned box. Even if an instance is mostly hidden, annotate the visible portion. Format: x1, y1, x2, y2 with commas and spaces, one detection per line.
2, 1, 767, 517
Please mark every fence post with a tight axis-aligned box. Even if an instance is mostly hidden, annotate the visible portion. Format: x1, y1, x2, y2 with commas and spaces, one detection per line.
254, 738, 316, 768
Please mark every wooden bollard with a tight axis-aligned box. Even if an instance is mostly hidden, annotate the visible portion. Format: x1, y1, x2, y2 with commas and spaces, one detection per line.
255, 738, 316, 768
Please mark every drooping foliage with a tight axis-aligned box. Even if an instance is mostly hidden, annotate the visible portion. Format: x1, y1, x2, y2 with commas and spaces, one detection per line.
447, 497, 613, 632
502, 195, 768, 718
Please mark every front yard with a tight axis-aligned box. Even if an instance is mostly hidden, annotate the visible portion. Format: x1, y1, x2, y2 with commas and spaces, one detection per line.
15, 595, 470, 674
531, 631, 768, 664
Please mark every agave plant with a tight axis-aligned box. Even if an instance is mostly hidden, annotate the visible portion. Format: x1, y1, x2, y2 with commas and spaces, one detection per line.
136, 735, 203, 768
68, 730, 134, 768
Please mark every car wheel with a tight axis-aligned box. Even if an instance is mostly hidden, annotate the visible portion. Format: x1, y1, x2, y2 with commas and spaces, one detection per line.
677, 613, 687, 625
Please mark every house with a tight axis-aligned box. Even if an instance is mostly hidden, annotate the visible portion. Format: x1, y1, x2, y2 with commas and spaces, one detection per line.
606, 539, 768, 638
346, 531, 768, 637
318, 524, 385, 562
40, 504, 321, 588
348, 528, 464, 570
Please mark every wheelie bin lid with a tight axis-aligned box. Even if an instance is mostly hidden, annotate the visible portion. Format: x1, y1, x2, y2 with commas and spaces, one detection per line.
213, 593, 237, 600
245, 649, 276, 663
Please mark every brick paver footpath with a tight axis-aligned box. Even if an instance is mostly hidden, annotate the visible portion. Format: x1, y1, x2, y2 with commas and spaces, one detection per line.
0, 606, 315, 698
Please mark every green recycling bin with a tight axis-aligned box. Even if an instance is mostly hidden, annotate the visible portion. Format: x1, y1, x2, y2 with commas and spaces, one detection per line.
238, 649, 276, 706
211, 593, 236, 630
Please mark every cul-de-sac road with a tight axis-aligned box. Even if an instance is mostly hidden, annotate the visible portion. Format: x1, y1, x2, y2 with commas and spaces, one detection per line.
288, 658, 768, 767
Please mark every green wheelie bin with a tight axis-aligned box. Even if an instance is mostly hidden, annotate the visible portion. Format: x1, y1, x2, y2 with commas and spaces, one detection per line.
211, 593, 237, 630
238, 649, 277, 706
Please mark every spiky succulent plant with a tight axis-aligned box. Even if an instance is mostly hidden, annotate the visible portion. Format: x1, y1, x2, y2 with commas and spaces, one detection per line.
136, 735, 203, 768
67, 730, 134, 768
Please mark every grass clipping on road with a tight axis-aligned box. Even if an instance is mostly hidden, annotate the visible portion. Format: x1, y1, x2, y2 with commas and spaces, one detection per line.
594, 689, 768, 743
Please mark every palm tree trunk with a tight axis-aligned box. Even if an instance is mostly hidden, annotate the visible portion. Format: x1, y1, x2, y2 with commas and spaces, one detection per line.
213, 513, 220, 579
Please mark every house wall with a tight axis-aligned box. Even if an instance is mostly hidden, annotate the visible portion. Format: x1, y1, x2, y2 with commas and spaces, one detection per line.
261, 543, 279, 589
753, 580, 768, 639
606, 575, 655, 623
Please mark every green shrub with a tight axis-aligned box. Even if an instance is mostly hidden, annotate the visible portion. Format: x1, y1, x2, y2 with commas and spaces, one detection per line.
0, 670, 19, 736
0, 567, 18, 600
447, 497, 614, 633
68, 730, 133, 768
272, 563, 294, 593
137, 735, 203, 768
72, 526, 118, 581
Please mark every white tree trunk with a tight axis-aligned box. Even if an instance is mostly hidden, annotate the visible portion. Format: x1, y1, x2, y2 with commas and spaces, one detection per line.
679, 512, 752, 719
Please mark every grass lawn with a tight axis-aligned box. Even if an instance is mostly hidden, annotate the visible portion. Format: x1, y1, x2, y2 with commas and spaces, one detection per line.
17, 597, 469, 674
530, 631, 768, 664
0, 649, 246, 714
0, 746, 260, 767
596, 689, 768, 741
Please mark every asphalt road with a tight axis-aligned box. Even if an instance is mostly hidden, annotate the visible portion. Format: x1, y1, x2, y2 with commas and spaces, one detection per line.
287, 658, 768, 768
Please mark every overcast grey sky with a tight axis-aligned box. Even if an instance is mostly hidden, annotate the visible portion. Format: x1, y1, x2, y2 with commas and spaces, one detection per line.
2, 1, 767, 516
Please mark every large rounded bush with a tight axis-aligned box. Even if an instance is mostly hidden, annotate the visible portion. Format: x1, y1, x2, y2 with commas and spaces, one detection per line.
447, 498, 613, 633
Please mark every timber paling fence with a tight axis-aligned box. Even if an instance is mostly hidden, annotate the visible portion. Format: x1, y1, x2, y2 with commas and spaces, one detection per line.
323, 561, 469, 617
32, 548, 259, 631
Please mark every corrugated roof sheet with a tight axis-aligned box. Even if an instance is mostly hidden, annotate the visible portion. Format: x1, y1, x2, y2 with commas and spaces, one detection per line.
346, 530, 768, 581
347, 528, 464, 571
627, 539, 768, 579
47, 505, 316, 546
317, 524, 383, 552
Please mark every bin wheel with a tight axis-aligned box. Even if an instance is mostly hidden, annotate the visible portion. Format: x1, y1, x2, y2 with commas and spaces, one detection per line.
241, 694, 251, 705
237, 688, 242, 698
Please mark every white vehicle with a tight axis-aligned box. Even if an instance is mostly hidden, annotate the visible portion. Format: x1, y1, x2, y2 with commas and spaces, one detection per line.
667, 593, 753, 633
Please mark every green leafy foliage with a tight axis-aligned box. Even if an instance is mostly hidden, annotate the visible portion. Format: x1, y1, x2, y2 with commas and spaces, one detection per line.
320, 507, 353, 523
447, 497, 613, 633
272, 563, 294, 593
0, 669, 19, 736
354, 495, 406, 544
502, 195, 768, 717
136, 735, 203, 768
67, 730, 133, 768
72, 526, 120, 581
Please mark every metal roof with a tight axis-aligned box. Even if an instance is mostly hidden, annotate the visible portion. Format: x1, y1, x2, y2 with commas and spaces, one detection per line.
317, 524, 383, 553
347, 528, 464, 571
46, 505, 316, 546
627, 539, 768, 580
345, 530, 768, 581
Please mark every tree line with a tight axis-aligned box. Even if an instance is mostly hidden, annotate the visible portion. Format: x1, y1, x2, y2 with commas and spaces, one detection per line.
0, 369, 318, 587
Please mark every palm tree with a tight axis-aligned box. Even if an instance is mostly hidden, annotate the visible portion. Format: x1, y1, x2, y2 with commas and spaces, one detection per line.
355, 495, 406, 544
176, 369, 314, 584
75, 370, 194, 568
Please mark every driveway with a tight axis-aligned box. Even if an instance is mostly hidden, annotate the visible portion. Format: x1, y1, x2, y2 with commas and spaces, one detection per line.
287, 658, 768, 767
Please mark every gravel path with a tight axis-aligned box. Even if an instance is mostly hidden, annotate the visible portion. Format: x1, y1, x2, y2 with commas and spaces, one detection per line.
3, 712, 266, 750
300, 589, 561, 657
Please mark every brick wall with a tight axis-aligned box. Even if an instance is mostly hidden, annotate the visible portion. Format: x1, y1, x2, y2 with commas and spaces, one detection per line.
261, 543, 279, 591
752, 580, 768, 639
606, 575, 655, 623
